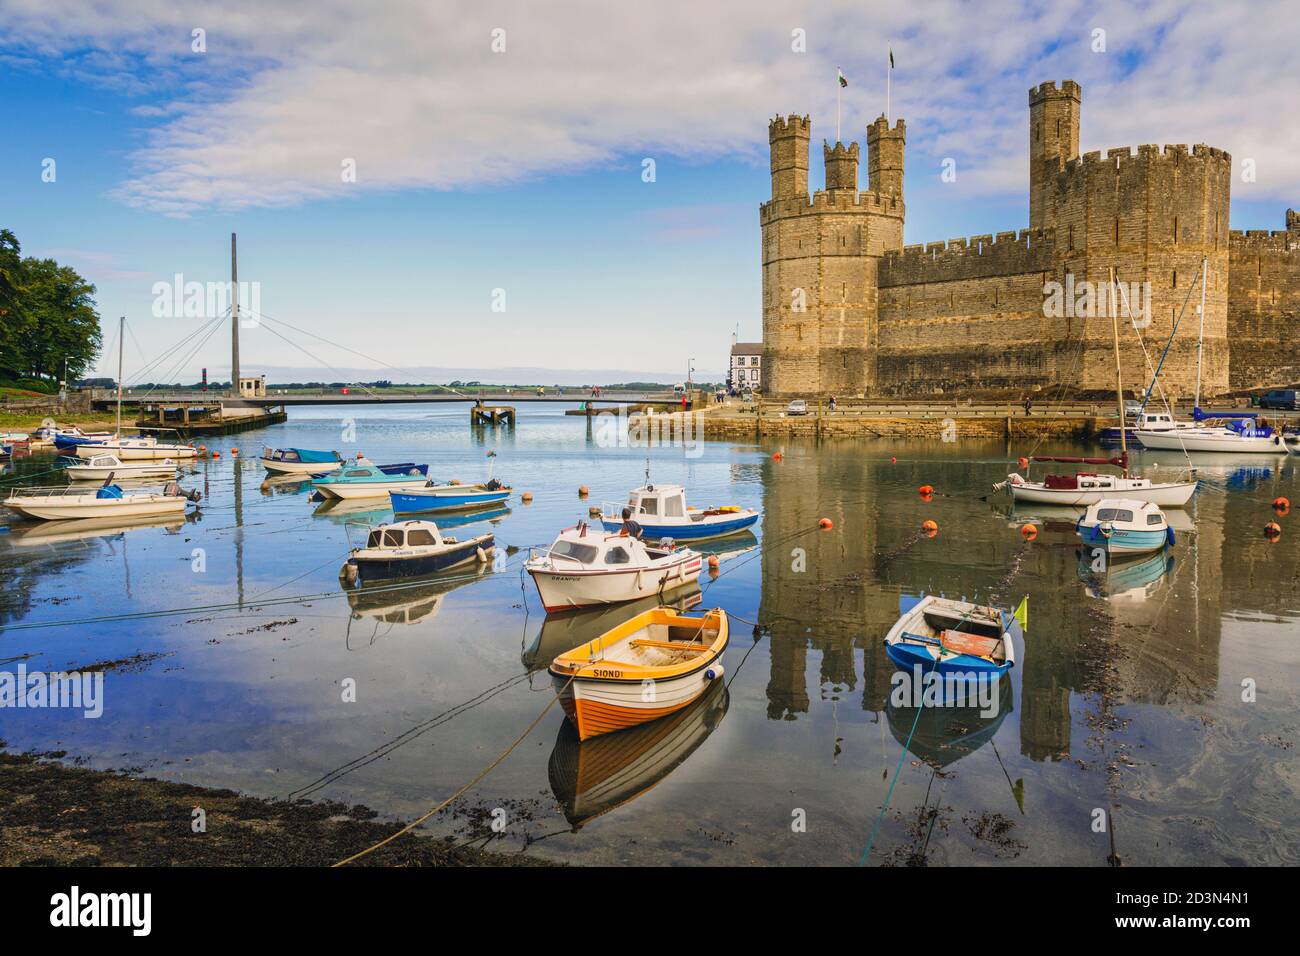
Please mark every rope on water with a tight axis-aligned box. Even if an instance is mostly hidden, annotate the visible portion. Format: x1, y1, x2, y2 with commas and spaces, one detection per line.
332, 676, 572, 867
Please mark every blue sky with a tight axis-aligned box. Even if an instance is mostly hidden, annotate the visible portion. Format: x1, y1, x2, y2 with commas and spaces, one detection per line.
1, 1, 1294, 383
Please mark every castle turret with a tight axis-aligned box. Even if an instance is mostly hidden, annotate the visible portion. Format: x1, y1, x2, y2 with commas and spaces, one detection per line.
867, 116, 905, 199
823, 141, 859, 192
1029, 80, 1081, 229
769, 115, 810, 200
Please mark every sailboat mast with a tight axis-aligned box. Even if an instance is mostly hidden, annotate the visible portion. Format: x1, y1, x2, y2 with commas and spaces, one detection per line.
116, 315, 124, 439
1195, 256, 1207, 409
1109, 267, 1128, 471
231, 232, 240, 397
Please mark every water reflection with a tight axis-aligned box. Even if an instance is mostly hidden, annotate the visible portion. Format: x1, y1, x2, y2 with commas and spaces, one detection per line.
345, 569, 492, 643
548, 679, 729, 829
886, 678, 1013, 769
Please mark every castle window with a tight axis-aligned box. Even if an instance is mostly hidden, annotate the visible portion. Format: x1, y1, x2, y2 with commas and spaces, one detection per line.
1173, 217, 1179, 243
1114, 218, 1120, 245
1068, 225, 1074, 250
1172, 270, 1177, 288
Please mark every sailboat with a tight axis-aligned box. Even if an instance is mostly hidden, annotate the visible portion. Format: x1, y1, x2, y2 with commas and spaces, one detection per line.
1134, 258, 1287, 455
998, 268, 1198, 506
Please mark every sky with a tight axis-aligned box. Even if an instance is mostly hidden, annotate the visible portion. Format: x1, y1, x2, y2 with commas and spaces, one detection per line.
1, 0, 1296, 384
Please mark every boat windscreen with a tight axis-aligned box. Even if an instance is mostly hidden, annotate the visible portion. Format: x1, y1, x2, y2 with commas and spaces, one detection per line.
552, 540, 599, 563
1096, 508, 1133, 523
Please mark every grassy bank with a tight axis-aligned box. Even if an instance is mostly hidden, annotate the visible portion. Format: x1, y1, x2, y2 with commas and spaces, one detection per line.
0, 412, 117, 431
0, 749, 550, 867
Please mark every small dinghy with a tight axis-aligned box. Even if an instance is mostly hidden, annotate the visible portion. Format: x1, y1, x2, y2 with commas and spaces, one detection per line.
549, 606, 728, 741
261, 447, 344, 474
4, 479, 199, 521
599, 483, 759, 541
65, 453, 179, 481
340, 519, 494, 585
883, 595, 1022, 679
390, 479, 511, 514
526, 522, 702, 612
1075, 498, 1174, 555
311, 460, 430, 500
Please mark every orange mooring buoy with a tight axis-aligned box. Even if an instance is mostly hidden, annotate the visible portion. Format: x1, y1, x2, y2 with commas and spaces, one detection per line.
891, 456, 897, 464
1021, 523, 1038, 541
1273, 496, 1291, 515
521, 492, 533, 503
918, 484, 934, 497
230, 447, 239, 456
1018, 457, 1029, 470
819, 518, 833, 530
707, 555, 720, 570
578, 485, 589, 497
773, 452, 782, 461
921, 519, 938, 537
1264, 521, 1282, 540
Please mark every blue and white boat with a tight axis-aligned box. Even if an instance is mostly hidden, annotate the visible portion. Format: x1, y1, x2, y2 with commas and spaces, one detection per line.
390, 480, 511, 514
599, 483, 759, 541
1075, 498, 1174, 555
883, 595, 1023, 680
52, 427, 115, 450
261, 446, 344, 475
340, 519, 494, 585
311, 460, 429, 500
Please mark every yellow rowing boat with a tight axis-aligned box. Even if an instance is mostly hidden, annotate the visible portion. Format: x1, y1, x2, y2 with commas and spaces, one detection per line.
549, 607, 729, 741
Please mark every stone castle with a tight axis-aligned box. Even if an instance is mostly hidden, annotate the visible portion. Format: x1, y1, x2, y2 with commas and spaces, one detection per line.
760, 79, 1299, 399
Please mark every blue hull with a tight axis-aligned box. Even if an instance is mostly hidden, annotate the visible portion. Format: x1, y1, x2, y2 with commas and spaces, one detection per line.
1077, 524, 1172, 554
885, 642, 1012, 679
390, 489, 511, 514
599, 512, 758, 541
54, 435, 100, 449
349, 536, 491, 583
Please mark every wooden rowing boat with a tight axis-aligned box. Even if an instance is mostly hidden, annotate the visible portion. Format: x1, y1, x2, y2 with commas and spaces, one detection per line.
549, 606, 728, 741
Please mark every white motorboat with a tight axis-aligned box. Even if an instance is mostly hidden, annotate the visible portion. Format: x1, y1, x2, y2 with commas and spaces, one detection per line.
526, 523, 703, 612
64, 453, 180, 481
340, 519, 494, 585
75, 435, 198, 461
1075, 498, 1173, 555
3, 482, 198, 521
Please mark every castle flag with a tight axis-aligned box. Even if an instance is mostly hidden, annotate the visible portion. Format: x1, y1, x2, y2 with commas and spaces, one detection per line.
889, 48, 894, 69
838, 68, 848, 88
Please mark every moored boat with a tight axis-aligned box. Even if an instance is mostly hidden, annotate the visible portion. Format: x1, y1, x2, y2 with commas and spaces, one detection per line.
883, 595, 1021, 679
340, 519, 494, 584
997, 453, 1196, 507
526, 522, 702, 612
1075, 498, 1173, 555
549, 606, 728, 741
3, 481, 198, 521
1133, 409, 1288, 454
261, 446, 344, 474
75, 434, 198, 461
312, 461, 429, 500
390, 480, 511, 514
599, 483, 759, 541
64, 453, 179, 481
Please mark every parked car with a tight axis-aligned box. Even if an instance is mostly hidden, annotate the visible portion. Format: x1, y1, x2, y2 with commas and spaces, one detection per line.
1259, 389, 1298, 410
786, 399, 808, 416
1124, 399, 1144, 418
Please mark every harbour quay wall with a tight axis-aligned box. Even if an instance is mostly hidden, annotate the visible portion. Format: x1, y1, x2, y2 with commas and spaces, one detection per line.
628, 408, 1104, 442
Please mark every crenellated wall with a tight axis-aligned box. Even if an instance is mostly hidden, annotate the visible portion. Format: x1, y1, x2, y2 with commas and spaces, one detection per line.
759, 80, 1296, 399
1227, 214, 1300, 389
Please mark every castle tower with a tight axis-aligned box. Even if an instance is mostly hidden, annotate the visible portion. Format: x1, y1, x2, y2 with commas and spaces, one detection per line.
867, 116, 905, 199
1029, 81, 1080, 230
823, 141, 859, 192
760, 116, 906, 399
769, 114, 810, 200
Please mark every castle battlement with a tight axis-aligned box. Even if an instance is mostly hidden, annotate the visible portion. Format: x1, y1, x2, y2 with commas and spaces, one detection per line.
1063, 143, 1232, 175
759, 189, 903, 224
823, 141, 860, 159
880, 229, 1055, 286
769, 114, 811, 139
1029, 80, 1081, 104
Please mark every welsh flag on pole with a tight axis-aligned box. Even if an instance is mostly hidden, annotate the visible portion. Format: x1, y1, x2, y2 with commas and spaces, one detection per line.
838, 68, 848, 88
889, 48, 894, 69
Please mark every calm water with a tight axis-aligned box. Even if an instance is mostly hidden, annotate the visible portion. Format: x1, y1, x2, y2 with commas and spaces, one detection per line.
2, 404, 1297, 866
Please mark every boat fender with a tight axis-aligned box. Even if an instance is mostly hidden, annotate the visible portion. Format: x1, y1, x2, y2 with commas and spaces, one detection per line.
705, 664, 725, 681
341, 563, 359, 587
476, 546, 488, 563
1165, 527, 1176, 547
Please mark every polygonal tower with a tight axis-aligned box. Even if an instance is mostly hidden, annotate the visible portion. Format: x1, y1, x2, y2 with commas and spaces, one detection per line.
760, 115, 906, 399
1029, 80, 1080, 230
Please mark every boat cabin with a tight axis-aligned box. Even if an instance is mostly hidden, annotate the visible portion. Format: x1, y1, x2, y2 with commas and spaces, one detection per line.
548, 526, 661, 567
1137, 412, 1177, 431
626, 484, 687, 519
1043, 472, 1148, 491
1085, 499, 1167, 528
363, 520, 447, 550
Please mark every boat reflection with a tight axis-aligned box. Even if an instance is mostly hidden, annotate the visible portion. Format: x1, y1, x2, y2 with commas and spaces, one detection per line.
993, 500, 1196, 534
259, 473, 314, 496
522, 583, 703, 673
547, 678, 729, 829
4, 512, 193, 546
886, 678, 1013, 769
1076, 548, 1175, 603
344, 566, 492, 647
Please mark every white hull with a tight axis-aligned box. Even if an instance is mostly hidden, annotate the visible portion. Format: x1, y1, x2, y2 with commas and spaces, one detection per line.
77, 442, 197, 461
529, 554, 702, 612
4, 494, 188, 521
66, 462, 178, 480
261, 457, 339, 475
1009, 480, 1196, 507
1135, 428, 1286, 454
313, 478, 427, 500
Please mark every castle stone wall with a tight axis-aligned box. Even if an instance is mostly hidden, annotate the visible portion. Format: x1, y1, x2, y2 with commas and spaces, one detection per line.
1228, 218, 1300, 389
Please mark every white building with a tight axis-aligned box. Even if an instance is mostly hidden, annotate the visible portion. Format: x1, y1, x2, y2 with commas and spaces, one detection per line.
729, 342, 763, 392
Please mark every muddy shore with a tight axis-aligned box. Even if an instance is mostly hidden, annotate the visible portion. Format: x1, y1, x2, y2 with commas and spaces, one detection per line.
0, 748, 551, 867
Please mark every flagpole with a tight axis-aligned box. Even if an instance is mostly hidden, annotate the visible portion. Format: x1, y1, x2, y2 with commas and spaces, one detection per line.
837, 80, 842, 142
886, 49, 891, 123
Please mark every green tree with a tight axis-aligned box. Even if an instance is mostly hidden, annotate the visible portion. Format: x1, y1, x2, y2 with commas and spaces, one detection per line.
0, 229, 26, 377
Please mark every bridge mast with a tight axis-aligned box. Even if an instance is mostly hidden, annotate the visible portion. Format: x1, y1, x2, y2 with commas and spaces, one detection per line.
230, 232, 240, 397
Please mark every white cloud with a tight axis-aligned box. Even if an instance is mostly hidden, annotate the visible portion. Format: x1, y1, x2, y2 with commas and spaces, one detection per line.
1, 0, 1295, 213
